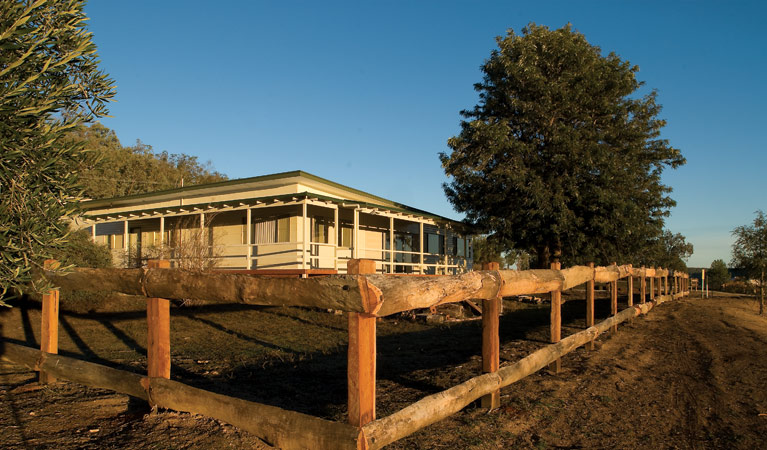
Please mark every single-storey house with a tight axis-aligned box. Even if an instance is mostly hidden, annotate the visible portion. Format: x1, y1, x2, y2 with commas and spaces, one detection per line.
76, 171, 473, 275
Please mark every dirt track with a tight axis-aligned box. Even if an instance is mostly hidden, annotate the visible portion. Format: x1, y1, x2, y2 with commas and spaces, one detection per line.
2, 294, 766, 449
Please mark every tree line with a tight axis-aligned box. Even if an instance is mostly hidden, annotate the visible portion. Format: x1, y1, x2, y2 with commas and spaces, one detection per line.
64, 122, 226, 200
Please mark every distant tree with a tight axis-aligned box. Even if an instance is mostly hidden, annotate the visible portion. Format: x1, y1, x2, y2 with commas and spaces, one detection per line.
0, 1, 115, 305
441, 24, 684, 268
472, 235, 528, 269
472, 235, 504, 267
707, 259, 729, 291
731, 210, 767, 315
639, 230, 694, 272
63, 123, 227, 199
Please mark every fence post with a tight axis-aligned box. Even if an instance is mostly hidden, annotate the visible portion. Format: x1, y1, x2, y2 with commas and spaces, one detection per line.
649, 269, 655, 301
611, 262, 618, 333
586, 262, 595, 350
39, 259, 60, 384
549, 261, 562, 373
147, 259, 171, 379
480, 262, 500, 409
347, 259, 376, 426
640, 266, 646, 305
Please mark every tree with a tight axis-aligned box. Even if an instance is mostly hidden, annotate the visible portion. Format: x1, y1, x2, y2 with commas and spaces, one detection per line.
0, 0, 115, 305
731, 210, 767, 315
707, 259, 729, 291
639, 230, 693, 272
63, 122, 227, 199
472, 235, 528, 269
441, 24, 684, 268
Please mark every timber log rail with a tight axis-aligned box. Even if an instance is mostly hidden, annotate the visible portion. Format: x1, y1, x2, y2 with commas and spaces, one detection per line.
1, 259, 690, 449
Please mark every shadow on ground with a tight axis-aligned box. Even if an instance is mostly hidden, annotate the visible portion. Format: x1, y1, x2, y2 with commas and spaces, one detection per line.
1, 288, 631, 421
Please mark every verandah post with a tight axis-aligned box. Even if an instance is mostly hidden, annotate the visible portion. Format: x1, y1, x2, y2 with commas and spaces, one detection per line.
481, 262, 500, 409
147, 259, 171, 379
347, 258, 376, 426
586, 262, 595, 350
549, 261, 562, 373
39, 259, 60, 384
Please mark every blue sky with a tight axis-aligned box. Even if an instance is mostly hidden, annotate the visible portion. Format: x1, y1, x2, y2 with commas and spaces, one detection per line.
83, 1, 766, 268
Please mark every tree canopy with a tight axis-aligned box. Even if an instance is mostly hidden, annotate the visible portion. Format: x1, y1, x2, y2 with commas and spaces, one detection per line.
1, 0, 115, 304
731, 210, 767, 314
441, 24, 685, 267
63, 122, 227, 199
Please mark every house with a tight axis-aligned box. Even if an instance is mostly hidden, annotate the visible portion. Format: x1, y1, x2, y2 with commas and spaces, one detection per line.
77, 170, 473, 274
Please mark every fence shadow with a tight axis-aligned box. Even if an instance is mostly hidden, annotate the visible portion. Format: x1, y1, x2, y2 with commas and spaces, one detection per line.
0, 290, 639, 422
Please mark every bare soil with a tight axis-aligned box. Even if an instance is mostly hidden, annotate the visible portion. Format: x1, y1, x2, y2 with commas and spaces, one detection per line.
1, 291, 766, 449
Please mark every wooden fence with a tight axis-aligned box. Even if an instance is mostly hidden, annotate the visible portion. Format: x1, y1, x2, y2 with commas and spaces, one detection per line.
0, 259, 690, 449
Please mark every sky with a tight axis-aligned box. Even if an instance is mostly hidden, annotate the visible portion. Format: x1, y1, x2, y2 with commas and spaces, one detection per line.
83, 0, 766, 268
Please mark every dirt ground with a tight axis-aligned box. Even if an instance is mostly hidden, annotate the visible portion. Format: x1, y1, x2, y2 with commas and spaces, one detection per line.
1, 291, 766, 449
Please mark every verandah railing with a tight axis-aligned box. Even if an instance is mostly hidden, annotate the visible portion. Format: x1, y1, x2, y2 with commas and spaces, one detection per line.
1, 259, 689, 449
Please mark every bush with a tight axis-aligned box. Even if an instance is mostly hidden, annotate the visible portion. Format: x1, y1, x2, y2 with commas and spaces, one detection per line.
46, 229, 113, 313
51, 229, 112, 269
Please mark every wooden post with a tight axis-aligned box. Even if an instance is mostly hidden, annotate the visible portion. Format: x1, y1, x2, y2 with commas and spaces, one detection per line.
650, 273, 655, 301
610, 262, 618, 333
640, 267, 646, 304
627, 272, 634, 324
39, 259, 60, 384
480, 262, 500, 409
586, 262, 595, 350
549, 261, 562, 373
147, 259, 171, 379
347, 259, 376, 426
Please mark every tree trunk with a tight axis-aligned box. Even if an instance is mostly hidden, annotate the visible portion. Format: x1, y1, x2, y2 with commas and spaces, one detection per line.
536, 246, 550, 269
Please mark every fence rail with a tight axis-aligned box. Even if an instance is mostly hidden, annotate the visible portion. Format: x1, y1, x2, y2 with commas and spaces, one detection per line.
0, 259, 690, 449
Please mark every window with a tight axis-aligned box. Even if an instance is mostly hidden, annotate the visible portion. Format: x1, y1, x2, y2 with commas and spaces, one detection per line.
425, 233, 444, 255
109, 234, 124, 249
453, 237, 466, 257
313, 217, 330, 244
339, 225, 353, 248
276, 217, 291, 243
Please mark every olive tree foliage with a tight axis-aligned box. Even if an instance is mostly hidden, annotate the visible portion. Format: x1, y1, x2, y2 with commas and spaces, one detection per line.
731, 210, 767, 315
441, 24, 684, 268
0, 0, 114, 304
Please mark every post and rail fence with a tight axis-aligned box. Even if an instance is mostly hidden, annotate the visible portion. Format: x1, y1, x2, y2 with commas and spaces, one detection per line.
1, 259, 689, 449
